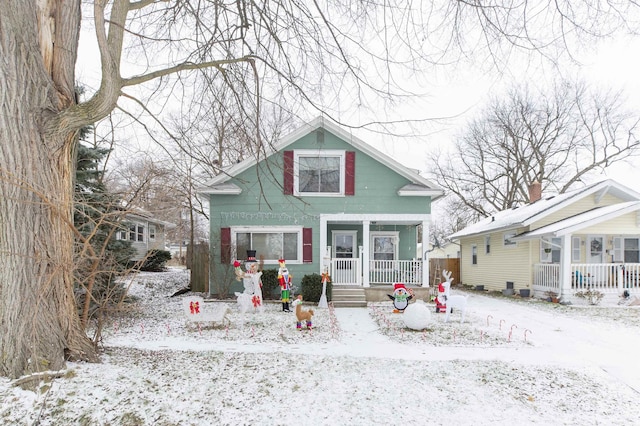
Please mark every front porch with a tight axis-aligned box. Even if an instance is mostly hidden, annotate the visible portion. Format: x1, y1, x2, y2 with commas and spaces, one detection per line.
328, 258, 424, 286
320, 213, 431, 287
533, 263, 640, 302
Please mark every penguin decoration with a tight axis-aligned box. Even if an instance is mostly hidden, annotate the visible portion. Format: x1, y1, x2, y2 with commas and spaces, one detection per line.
387, 283, 413, 313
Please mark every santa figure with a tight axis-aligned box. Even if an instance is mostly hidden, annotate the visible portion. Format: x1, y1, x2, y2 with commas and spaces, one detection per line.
434, 283, 447, 313
278, 258, 292, 312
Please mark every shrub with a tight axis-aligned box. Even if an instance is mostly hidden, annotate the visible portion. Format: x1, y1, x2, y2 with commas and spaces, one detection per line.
139, 249, 172, 272
300, 273, 332, 303
260, 268, 280, 300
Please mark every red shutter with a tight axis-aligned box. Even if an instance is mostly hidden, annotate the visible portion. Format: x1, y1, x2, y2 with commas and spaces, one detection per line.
220, 227, 231, 264
302, 228, 313, 263
283, 150, 294, 194
345, 151, 355, 195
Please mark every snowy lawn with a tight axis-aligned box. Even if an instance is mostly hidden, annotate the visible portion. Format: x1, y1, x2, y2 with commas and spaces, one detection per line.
1, 268, 640, 425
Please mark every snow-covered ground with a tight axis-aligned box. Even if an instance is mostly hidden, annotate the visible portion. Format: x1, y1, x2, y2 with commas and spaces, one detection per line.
2, 268, 640, 425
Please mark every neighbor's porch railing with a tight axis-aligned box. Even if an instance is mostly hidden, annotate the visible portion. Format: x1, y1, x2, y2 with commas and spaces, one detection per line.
533, 263, 640, 295
369, 259, 423, 286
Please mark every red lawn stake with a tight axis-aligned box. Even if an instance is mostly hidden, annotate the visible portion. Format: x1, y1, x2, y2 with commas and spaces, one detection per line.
480, 330, 484, 342
486, 315, 493, 327
141, 324, 145, 334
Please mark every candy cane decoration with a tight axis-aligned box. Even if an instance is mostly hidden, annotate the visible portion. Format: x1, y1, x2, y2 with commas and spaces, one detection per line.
524, 329, 532, 342
508, 324, 518, 342
499, 319, 505, 330
166, 323, 171, 335
486, 315, 493, 327
480, 330, 484, 342
140, 324, 145, 334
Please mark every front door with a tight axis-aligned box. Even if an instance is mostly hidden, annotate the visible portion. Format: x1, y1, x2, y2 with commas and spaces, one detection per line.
587, 235, 605, 283
332, 231, 359, 285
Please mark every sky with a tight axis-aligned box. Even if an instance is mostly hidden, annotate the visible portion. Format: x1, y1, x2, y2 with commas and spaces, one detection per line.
75, 8, 640, 196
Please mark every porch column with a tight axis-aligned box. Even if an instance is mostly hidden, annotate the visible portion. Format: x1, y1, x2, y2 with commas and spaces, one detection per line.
362, 220, 370, 287
319, 215, 328, 274
422, 220, 429, 287
559, 234, 572, 299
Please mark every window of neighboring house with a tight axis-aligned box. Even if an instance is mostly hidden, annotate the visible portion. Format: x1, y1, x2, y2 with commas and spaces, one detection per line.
149, 225, 156, 241
117, 229, 128, 241
503, 231, 517, 247
614, 237, 640, 263
572, 237, 581, 262
294, 150, 344, 195
471, 244, 477, 265
484, 236, 491, 254
129, 224, 144, 242
541, 237, 561, 263
232, 227, 301, 263
370, 232, 398, 262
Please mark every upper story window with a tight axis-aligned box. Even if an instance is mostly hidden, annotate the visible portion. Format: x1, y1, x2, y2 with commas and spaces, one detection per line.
294, 150, 345, 195
503, 231, 517, 247
471, 244, 477, 265
484, 236, 491, 254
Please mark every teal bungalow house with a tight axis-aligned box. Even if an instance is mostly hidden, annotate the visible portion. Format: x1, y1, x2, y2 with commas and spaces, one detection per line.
199, 117, 444, 297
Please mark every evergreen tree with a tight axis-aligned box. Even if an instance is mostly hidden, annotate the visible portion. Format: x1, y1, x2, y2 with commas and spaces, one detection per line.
74, 139, 136, 332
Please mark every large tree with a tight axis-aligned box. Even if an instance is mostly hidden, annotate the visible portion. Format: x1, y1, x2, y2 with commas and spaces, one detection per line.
1, 0, 639, 381
429, 81, 640, 220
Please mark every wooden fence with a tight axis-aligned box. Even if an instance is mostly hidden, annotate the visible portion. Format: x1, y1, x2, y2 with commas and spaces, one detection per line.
428, 258, 460, 287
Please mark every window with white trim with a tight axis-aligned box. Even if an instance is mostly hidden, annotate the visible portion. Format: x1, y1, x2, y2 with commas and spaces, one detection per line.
503, 231, 517, 247
540, 237, 561, 263
232, 227, 302, 263
130, 224, 144, 242
471, 244, 477, 265
484, 236, 491, 254
370, 232, 398, 261
149, 225, 156, 241
572, 237, 581, 262
613, 237, 640, 263
294, 150, 345, 195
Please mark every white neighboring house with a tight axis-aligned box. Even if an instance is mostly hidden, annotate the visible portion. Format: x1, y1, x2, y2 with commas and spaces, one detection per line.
449, 179, 640, 304
116, 209, 176, 261
429, 242, 460, 259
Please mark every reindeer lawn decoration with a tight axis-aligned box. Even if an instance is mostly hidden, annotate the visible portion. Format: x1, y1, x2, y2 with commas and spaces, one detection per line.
440, 269, 468, 323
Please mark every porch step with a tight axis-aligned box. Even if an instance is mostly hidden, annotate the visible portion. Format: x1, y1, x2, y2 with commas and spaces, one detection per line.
331, 286, 367, 308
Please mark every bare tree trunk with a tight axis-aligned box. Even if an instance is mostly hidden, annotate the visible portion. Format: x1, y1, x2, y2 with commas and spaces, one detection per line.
0, 0, 97, 380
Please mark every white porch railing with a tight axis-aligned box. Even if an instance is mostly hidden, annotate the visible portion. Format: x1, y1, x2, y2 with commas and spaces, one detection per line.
533, 263, 640, 295
330, 258, 361, 286
369, 259, 423, 286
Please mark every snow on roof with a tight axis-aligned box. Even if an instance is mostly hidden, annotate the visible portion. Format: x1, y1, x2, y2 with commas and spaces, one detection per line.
198, 116, 444, 199
449, 179, 640, 239
512, 201, 640, 240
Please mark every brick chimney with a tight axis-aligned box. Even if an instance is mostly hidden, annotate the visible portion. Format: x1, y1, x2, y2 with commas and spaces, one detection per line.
528, 180, 542, 203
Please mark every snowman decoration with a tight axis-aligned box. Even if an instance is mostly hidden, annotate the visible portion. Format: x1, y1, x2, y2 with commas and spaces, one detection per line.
387, 283, 413, 313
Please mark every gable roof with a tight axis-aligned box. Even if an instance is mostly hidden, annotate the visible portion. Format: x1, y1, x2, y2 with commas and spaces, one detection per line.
199, 116, 444, 199
511, 201, 640, 241
449, 179, 640, 239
